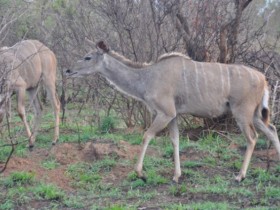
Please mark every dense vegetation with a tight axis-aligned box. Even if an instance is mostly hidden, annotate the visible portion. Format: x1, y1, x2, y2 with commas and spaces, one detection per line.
1, 0, 280, 129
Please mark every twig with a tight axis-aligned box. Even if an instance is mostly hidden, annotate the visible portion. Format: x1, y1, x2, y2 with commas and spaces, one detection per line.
0, 139, 18, 173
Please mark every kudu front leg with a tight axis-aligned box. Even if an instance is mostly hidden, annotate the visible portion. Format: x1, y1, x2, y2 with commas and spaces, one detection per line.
135, 113, 174, 180
168, 117, 181, 183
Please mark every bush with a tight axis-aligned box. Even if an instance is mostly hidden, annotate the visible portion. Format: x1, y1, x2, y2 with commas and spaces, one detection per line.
99, 116, 116, 133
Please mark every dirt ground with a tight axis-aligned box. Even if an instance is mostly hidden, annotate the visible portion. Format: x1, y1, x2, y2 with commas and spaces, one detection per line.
2, 140, 278, 190
1, 139, 159, 192
0, 138, 279, 209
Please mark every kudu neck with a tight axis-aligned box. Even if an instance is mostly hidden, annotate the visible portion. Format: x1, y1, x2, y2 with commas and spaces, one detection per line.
101, 54, 146, 101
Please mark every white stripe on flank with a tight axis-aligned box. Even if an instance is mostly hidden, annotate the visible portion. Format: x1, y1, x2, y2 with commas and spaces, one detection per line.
182, 59, 188, 96
218, 63, 224, 94
236, 67, 241, 79
245, 66, 260, 83
262, 88, 269, 109
192, 61, 203, 101
200, 62, 207, 89
243, 66, 254, 82
226, 66, 231, 93
200, 62, 209, 98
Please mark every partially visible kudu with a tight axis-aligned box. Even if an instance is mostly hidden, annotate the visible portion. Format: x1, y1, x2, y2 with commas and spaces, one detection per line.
0, 40, 60, 147
66, 41, 280, 183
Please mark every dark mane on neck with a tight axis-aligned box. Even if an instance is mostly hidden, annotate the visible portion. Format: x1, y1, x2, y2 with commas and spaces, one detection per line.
108, 51, 152, 68
157, 52, 191, 62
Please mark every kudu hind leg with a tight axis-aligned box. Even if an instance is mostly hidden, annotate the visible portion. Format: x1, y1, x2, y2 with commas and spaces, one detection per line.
235, 121, 257, 182
44, 81, 60, 145
135, 113, 174, 179
168, 117, 181, 183
254, 119, 280, 160
28, 88, 43, 146
17, 89, 33, 147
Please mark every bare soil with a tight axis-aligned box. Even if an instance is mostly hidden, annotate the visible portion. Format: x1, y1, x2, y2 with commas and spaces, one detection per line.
0, 138, 279, 209
1, 139, 159, 191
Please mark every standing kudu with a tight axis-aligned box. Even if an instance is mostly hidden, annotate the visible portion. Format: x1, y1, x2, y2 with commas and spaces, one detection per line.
0, 40, 60, 148
66, 41, 280, 183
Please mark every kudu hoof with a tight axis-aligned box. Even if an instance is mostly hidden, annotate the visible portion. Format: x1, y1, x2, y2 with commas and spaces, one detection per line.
28, 144, 34, 151
140, 176, 147, 183
169, 180, 179, 186
235, 175, 245, 183
172, 178, 180, 184
52, 139, 59, 146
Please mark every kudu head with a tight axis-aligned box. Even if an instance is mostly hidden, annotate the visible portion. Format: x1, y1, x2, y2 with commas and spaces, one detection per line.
66, 41, 109, 77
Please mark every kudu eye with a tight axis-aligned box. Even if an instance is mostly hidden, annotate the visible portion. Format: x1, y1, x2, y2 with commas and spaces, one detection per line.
84, 56, 92, 61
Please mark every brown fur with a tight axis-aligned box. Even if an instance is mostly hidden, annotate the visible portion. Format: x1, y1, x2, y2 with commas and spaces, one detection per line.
0, 40, 60, 147
68, 41, 280, 183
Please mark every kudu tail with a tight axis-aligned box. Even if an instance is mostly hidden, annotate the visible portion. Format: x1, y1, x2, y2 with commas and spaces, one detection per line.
261, 88, 270, 126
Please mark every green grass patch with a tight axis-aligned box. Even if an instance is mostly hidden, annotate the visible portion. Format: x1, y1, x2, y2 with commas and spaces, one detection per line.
128, 169, 168, 189
251, 168, 271, 182
143, 156, 173, 170
0, 200, 14, 210
63, 195, 85, 208
0, 146, 13, 162
182, 160, 203, 168
4, 171, 35, 187
41, 157, 60, 170
166, 202, 229, 210
169, 184, 187, 196
91, 156, 117, 172
99, 115, 116, 133
34, 183, 65, 201
126, 133, 143, 145
265, 186, 280, 199
66, 162, 102, 189
163, 144, 173, 158
255, 137, 268, 149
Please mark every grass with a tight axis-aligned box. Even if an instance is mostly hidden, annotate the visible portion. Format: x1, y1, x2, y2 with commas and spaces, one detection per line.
41, 157, 60, 170
0, 106, 280, 209
4, 171, 35, 187
166, 202, 230, 210
34, 183, 65, 200
66, 162, 102, 189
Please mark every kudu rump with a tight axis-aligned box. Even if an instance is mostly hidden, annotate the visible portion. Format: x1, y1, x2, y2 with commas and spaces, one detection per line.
0, 40, 60, 147
66, 41, 280, 182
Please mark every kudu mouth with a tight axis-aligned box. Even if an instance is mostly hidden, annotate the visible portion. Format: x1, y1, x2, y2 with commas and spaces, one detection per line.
65, 69, 77, 77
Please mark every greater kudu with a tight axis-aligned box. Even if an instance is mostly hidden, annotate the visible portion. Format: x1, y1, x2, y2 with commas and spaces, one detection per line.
66, 41, 280, 183
0, 40, 60, 147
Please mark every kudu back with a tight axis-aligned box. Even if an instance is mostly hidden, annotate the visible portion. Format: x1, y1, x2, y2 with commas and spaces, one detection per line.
0, 40, 60, 147
66, 41, 280, 183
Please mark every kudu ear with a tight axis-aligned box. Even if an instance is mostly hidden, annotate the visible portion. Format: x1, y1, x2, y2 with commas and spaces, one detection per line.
85, 37, 95, 46
96, 41, 109, 53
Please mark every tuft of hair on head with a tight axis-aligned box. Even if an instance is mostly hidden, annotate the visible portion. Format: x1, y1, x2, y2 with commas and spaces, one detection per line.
97, 41, 109, 53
